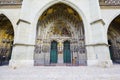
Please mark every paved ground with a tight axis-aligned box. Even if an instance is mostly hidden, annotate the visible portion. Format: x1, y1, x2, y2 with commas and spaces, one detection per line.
0, 65, 120, 80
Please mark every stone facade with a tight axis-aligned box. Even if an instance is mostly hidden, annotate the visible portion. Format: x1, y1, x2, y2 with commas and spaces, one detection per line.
0, 0, 120, 67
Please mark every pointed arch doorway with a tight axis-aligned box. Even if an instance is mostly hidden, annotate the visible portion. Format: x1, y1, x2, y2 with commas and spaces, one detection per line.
35, 3, 87, 66
0, 14, 14, 66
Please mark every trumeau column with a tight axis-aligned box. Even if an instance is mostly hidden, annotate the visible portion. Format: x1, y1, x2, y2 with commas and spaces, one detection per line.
87, 0, 112, 67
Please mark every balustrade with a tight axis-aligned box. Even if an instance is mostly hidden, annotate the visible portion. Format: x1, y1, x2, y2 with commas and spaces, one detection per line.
0, 0, 120, 6
0, 0, 22, 5
100, 0, 120, 6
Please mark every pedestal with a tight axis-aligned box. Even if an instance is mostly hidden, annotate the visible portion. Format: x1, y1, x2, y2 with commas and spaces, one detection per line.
58, 52, 63, 64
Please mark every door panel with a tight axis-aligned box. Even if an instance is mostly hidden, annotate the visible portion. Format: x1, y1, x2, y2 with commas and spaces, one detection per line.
50, 41, 58, 63
63, 41, 71, 63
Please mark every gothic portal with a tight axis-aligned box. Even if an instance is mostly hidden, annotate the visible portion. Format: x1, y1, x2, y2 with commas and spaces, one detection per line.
0, 14, 14, 66
34, 3, 87, 66
108, 15, 120, 63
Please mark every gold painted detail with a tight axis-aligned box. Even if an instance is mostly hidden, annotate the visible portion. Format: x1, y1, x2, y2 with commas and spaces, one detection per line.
37, 3, 84, 39
48, 20, 71, 37
39, 3, 82, 30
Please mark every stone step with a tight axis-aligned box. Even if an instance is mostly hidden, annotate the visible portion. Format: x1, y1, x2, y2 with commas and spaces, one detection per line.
0, 65, 120, 80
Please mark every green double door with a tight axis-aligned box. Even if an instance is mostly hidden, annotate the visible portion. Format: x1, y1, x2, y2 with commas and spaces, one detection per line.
63, 41, 71, 63
50, 41, 58, 63
50, 41, 71, 64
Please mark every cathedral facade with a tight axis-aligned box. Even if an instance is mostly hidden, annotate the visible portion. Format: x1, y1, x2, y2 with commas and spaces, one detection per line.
0, 0, 120, 67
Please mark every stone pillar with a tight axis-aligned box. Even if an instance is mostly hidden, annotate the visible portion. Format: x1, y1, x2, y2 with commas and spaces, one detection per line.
9, 21, 34, 67
9, 0, 35, 68
87, 0, 112, 67
86, 45, 98, 66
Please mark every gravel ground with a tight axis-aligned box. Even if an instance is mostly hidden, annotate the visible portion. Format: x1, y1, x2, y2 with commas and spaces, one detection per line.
0, 65, 120, 80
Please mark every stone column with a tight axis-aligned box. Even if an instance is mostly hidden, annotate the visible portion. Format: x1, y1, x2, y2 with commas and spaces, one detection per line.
87, 0, 112, 67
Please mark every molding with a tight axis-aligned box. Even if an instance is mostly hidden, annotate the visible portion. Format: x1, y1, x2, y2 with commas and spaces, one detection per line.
13, 43, 35, 47
86, 43, 109, 47
17, 19, 31, 25
0, 4, 21, 9
100, 6, 120, 9
90, 19, 105, 25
